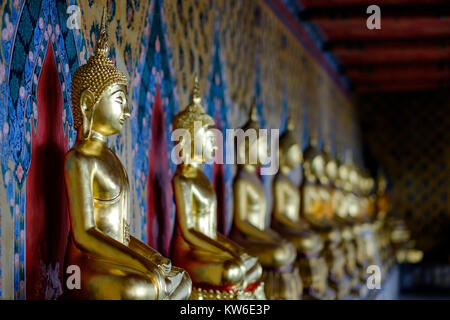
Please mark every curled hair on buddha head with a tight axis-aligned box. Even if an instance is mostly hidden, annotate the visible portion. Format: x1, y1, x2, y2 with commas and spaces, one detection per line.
172, 74, 215, 134
279, 116, 299, 155
70, 8, 128, 136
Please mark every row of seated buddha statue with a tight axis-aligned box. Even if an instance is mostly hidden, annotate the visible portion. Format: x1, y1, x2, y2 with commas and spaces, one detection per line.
61, 12, 408, 300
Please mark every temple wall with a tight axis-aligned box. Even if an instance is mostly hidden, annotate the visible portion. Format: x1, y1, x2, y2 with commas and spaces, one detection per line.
358, 91, 450, 256
0, 0, 361, 299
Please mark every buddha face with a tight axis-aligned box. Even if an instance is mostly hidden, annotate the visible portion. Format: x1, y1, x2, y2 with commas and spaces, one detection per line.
349, 169, 359, 191
88, 84, 130, 136
325, 159, 338, 181
196, 125, 217, 162
347, 194, 359, 219
283, 144, 302, 170
338, 164, 348, 182
311, 155, 325, 177
257, 135, 269, 165
176, 124, 217, 164
377, 175, 387, 194
241, 134, 268, 166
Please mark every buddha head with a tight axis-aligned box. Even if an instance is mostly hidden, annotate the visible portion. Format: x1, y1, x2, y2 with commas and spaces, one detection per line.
337, 160, 349, 190
361, 172, 375, 196
348, 165, 360, 194
323, 144, 338, 185
71, 10, 129, 140
172, 76, 216, 165
302, 137, 321, 182
279, 117, 302, 173
308, 144, 328, 185
339, 163, 358, 220
236, 102, 268, 167
357, 171, 374, 221
377, 172, 388, 196
312, 156, 326, 181
376, 171, 389, 220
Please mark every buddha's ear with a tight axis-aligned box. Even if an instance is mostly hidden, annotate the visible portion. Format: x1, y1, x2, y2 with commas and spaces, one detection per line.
80, 89, 95, 139
172, 130, 191, 164
80, 89, 95, 116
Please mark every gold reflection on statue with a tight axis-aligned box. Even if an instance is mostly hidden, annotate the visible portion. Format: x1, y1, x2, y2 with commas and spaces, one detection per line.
230, 105, 301, 300
272, 119, 333, 300
63, 10, 191, 300
171, 77, 264, 300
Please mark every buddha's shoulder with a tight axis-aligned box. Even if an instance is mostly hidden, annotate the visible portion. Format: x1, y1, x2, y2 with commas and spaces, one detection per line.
234, 169, 260, 184
64, 142, 102, 166
173, 166, 204, 183
273, 172, 290, 184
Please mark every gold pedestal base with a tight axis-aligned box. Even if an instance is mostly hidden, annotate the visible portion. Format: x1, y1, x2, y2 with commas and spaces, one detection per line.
262, 267, 302, 300
189, 282, 266, 300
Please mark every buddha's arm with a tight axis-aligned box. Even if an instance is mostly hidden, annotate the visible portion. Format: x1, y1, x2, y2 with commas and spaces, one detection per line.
233, 180, 279, 242
65, 153, 161, 275
189, 229, 238, 258
216, 233, 245, 256
273, 180, 301, 230
128, 236, 172, 273
128, 236, 164, 258
173, 176, 234, 258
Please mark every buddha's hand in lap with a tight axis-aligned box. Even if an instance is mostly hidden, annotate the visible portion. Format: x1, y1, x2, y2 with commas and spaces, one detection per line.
143, 254, 172, 275
154, 255, 172, 275
241, 253, 256, 266
241, 252, 250, 261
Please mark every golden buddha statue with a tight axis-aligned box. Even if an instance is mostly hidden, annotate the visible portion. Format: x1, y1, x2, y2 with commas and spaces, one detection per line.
170, 77, 264, 300
343, 165, 373, 291
301, 141, 351, 299
356, 173, 381, 264
377, 173, 423, 265
272, 119, 333, 300
388, 220, 423, 264
375, 172, 395, 271
230, 104, 301, 300
63, 12, 192, 300
325, 154, 366, 297
333, 161, 368, 298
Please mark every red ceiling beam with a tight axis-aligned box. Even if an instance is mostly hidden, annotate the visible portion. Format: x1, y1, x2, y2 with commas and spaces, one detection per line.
334, 46, 450, 64
299, 4, 450, 20
326, 39, 450, 51
300, 0, 449, 8
344, 63, 450, 73
348, 70, 450, 82
346, 64, 450, 77
355, 80, 450, 92
314, 17, 450, 41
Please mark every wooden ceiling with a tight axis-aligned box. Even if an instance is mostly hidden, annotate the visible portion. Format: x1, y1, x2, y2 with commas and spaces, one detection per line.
282, 0, 450, 92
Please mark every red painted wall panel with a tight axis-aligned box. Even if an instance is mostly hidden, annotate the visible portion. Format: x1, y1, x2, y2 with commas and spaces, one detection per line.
26, 44, 70, 300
